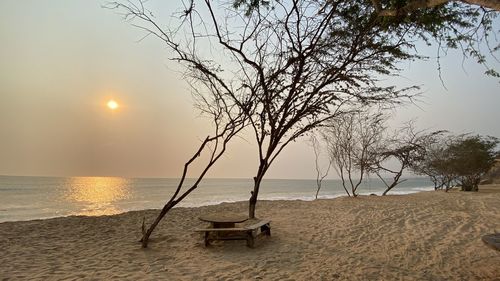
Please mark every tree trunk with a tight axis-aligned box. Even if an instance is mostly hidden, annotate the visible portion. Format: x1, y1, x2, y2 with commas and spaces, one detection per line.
141, 201, 174, 248
248, 137, 281, 217
382, 176, 402, 196
249, 176, 262, 219
249, 161, 267, 219
382, 182, 397, 196
315, 184, 321, 200
473, 177, 480, 191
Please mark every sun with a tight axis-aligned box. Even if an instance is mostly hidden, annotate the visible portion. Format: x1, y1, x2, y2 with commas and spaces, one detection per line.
107, 99, 119, 110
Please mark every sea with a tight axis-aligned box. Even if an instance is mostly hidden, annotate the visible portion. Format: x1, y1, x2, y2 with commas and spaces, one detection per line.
0, 175, 434, 223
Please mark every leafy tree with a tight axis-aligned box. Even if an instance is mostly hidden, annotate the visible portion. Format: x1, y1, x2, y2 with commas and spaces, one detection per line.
482, 155, 500, 183
445, 135, 499, 191
412, 134, 499, 191
236, 0, 500, 12
235, 0, 500, 78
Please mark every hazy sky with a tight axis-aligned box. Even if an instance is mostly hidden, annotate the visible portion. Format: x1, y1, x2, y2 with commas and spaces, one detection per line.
1, 1, 499, 179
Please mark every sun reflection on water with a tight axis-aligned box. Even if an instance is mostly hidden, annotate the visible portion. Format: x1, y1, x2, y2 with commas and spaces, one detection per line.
64, 177, 131, 216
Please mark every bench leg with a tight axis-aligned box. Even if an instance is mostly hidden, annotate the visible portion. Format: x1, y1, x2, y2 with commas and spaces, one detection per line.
261, 224, 271, 236
204, 231, 210, 247
246, 232, 255, 248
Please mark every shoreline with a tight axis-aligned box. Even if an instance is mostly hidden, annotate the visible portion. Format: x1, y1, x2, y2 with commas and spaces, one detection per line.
1, 186, 499, 280
0, 187, 481, 226
0, 185, 435, 224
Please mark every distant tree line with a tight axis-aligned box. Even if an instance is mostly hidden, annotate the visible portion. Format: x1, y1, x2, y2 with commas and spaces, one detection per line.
314, 108, 499, 196
413, 134, 499, 191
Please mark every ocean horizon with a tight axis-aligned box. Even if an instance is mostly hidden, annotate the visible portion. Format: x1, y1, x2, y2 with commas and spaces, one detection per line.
0, 175, 434, 223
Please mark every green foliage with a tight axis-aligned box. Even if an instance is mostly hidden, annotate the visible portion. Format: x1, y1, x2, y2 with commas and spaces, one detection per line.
233, 0, 271, 16
445, 135, 499, 191
233, 0, 499, 78
415, 134, 499, 191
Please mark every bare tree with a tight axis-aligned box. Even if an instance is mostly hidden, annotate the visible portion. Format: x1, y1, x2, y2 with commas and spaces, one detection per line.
310, 135, 331, 199
140, 118, 245, 247
112, 0, 437, 220
368, 123, 445, 195
137, 81, 249, 247
107, 1, 255, 247
199, 1, 415, 218
323, 109, 387, 197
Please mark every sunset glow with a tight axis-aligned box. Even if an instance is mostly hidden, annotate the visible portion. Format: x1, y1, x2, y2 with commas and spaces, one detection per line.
107, 99, 119, 110
64, 177, 131, 217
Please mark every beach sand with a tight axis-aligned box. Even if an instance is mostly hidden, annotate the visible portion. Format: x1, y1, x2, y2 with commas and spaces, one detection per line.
1, 185, 499, 280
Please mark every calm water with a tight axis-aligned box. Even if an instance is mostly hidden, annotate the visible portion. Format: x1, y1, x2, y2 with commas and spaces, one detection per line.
0, 175, 433, 223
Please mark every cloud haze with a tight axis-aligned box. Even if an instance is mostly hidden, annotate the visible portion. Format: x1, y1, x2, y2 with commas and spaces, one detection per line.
1, 1, 499, 179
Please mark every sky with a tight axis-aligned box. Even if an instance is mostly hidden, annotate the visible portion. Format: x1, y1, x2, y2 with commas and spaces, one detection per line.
1, 1, 499, 179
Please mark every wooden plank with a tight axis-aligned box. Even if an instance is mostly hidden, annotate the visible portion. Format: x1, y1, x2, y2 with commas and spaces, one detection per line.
195, 228, 246, 232
199, 214, 248, 224
244, 220, 271, 230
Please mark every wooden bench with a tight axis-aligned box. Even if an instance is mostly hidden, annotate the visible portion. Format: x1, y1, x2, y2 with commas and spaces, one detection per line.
196, 219, 271, 248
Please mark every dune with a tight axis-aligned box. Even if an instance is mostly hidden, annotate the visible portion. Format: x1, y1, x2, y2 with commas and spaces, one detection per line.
1, 185, 499, 280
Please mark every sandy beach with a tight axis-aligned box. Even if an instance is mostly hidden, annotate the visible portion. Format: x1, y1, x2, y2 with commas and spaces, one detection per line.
1, 185, 499, 280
